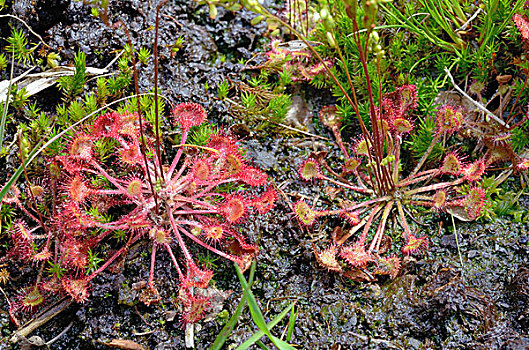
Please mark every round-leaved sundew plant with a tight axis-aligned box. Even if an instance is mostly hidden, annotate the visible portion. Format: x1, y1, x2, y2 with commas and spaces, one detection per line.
2, 102, 276, 324
294, 86, 487, 281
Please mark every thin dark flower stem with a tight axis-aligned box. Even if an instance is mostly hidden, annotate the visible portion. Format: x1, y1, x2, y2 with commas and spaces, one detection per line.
118, 21, 160, 211
348, 22, 388, 194
295, 0, 302, 35
153, 0, 170, 179
259, 7, 364, 130
261, 5, 393, 196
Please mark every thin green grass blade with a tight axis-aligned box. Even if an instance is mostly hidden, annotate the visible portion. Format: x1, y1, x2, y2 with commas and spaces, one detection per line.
210, 261, 257, 350
234, 263, 295, 350
236, 302, 295, 350
255, 340, 271, 350
286, 305, 297, 342
210, 297, 246, 350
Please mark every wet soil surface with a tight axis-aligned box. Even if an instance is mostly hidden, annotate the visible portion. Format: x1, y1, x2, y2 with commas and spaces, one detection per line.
1, 1, 529, 349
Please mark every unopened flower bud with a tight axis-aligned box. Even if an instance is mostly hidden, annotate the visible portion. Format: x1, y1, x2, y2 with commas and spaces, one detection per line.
326, 31, 336, 47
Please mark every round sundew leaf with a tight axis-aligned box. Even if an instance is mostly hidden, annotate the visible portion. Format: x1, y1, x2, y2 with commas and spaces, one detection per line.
339, 243, 373, 268
319, 105, 341, 129
401, 234, 428, 256
463, 159, 486, 182
441, 153, 462, 175
172, 102, 207, 130
219, 197, 246, 223
393, 118, 413, 134
69, 175, 90, 203
299, 159, 321, 181
432, 190, 447, 209
127, 178, 143, 197
314, 245, 342, 272
294, 200, 317, 226
193, 160, 211, 182
69, 135, 92, 160
238, 168, 268, 186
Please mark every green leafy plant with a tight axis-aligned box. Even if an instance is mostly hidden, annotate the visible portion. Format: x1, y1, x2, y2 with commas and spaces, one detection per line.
5, 29, 36, 65
211, 261, 298, 349
57, 50, 87, 101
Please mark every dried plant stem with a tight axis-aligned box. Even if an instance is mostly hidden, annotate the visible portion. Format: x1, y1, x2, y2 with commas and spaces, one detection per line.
0, 15, 50, 48
444, 67, 507, 127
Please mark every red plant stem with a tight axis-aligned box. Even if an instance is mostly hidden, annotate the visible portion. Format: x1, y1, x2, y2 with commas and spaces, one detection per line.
91, 161, 128, 192
319, 174, 372, 194
171, 209, 217, 215
170, 219, 201, 227
87, 245, 129, 282
15, 203, 41, 226
332, 126, 350, 159
149, 244, 157, 287
408, 200, 434, 207
190, 178, 238, 200
368, 201, 393, 253
93, 189, 133, 196
319, 158, 356, 185
168, 157, 190, 187
164, 243, 184, 281
167, 129, 189, 180
336, 216, 369, 245
169, 197, 217, 210
344, 195, 393, 212
167, 210, 194, 262
353, 169, 369, 189
396, 201, 412, 239
178, 226, 241, 263
358, 202, 383, 244
397, 169, 440, 188
406, 177, 464, 196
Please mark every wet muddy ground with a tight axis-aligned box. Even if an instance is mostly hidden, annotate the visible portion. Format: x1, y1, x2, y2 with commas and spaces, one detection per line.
1, 0, 529, 349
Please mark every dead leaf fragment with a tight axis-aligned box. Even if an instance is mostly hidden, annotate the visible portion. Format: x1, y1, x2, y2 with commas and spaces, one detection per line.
106, 339, 148, 350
